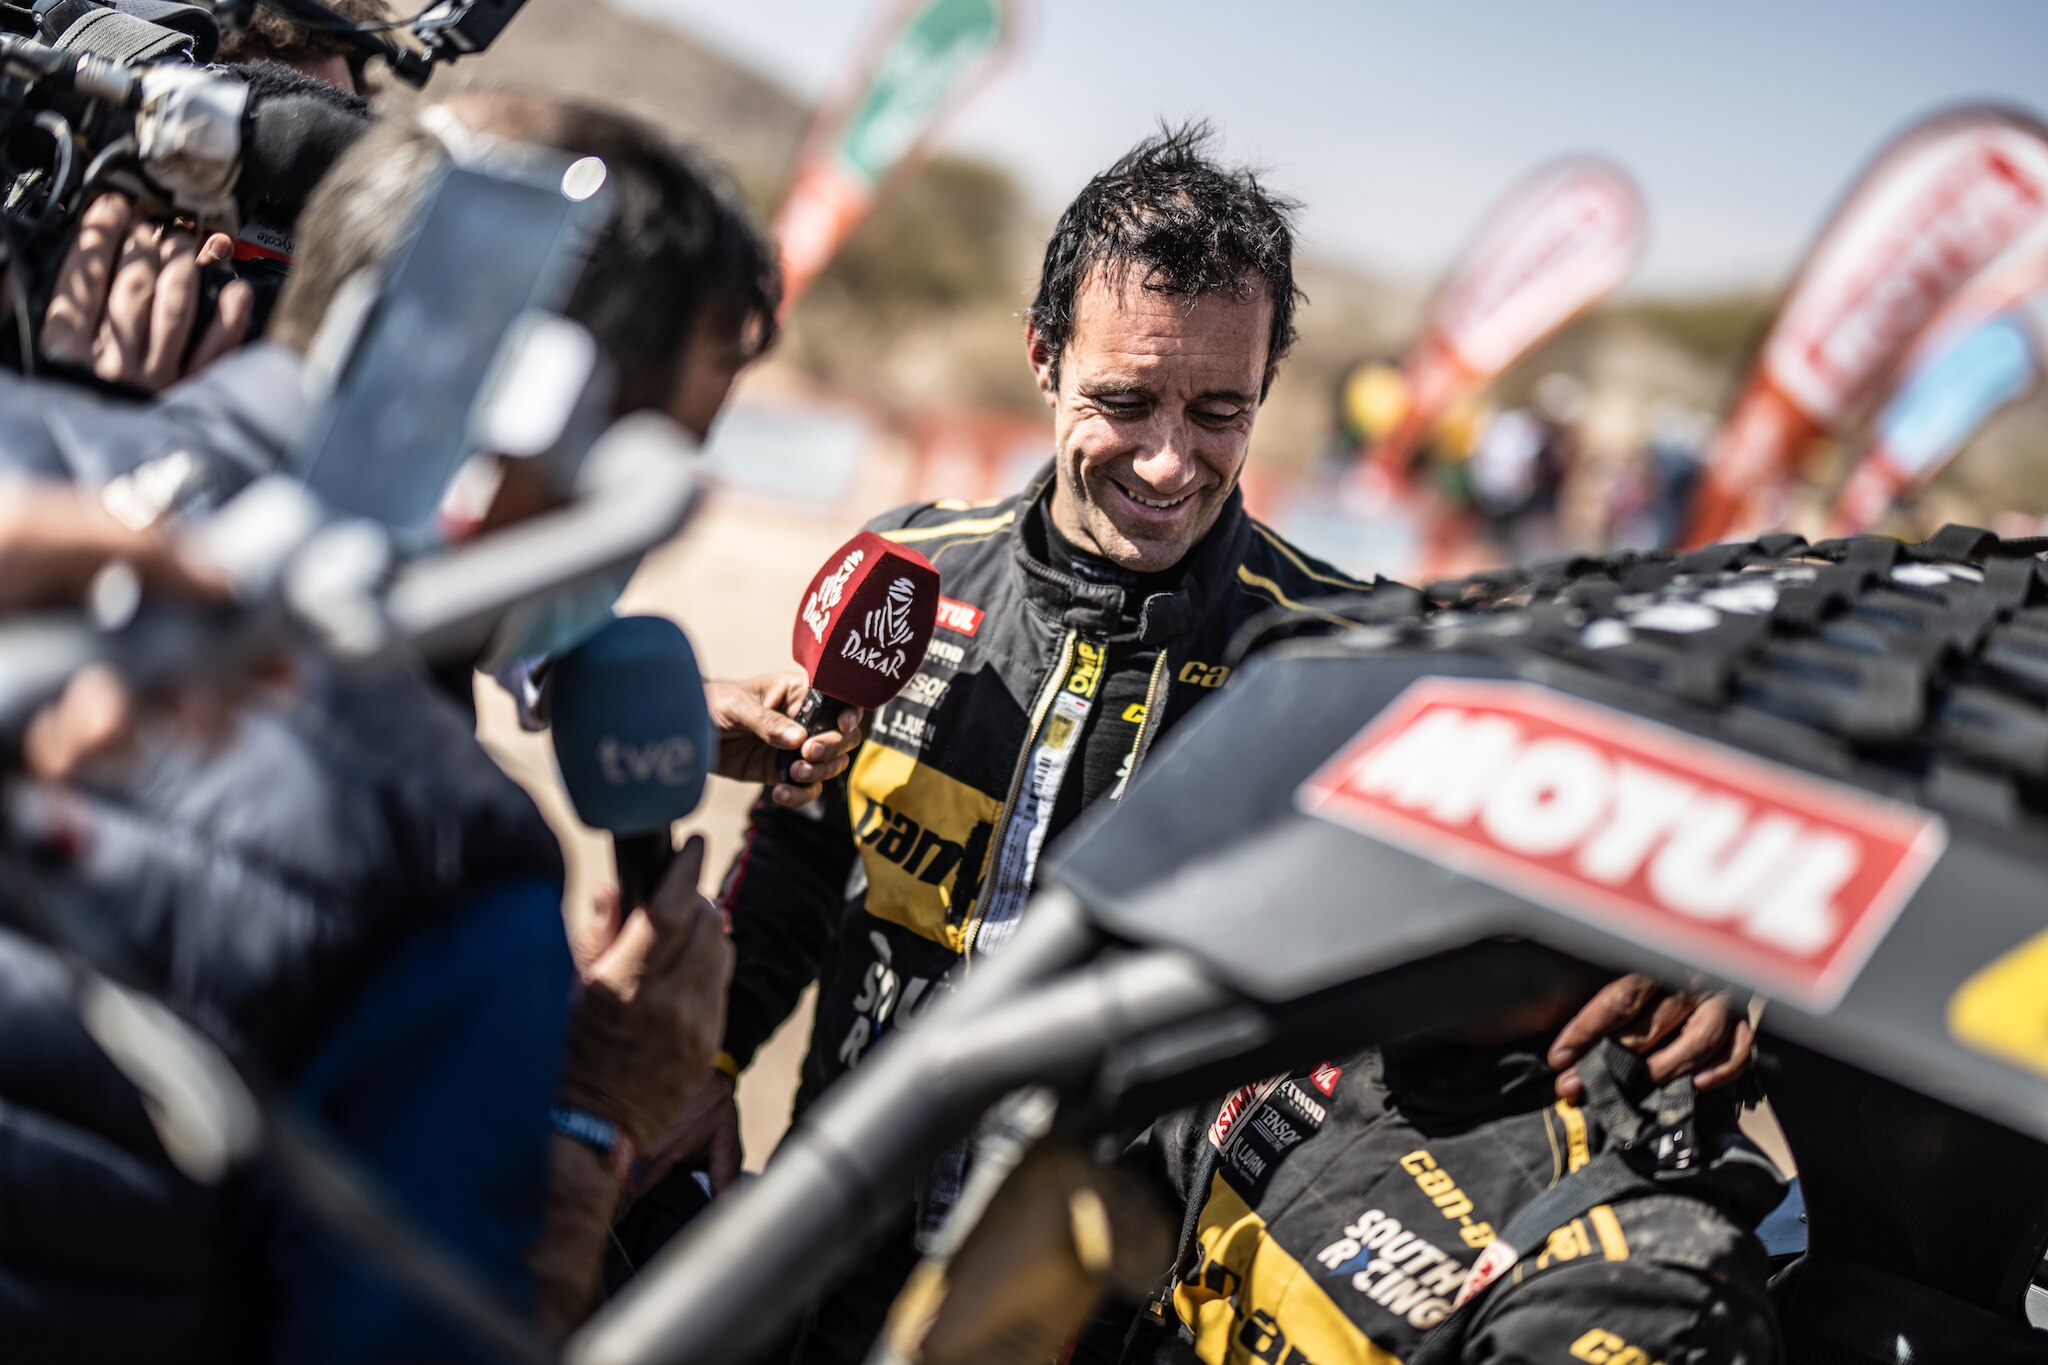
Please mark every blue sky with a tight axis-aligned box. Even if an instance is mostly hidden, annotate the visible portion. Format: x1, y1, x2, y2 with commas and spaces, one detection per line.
625, 0, 2048, 294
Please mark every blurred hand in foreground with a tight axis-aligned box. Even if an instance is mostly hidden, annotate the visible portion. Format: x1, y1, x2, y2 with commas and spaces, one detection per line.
40, 193, 253, 392
5, 483, 234, 781
562, 834, 734, 1153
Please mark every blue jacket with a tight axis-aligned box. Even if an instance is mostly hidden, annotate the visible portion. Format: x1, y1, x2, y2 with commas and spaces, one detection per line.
0, 343, 311, 510
2, 660, 570, 1362
0, 362, 570, 1360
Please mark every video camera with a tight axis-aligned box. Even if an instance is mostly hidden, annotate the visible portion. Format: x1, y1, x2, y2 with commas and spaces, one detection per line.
0, 0, 534, 373
0, 117, 697, 720
211, 0, 533, 87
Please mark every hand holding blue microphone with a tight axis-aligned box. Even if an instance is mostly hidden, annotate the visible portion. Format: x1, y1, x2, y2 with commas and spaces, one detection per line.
549, 615, 734, 1206
550, 614, 715, 909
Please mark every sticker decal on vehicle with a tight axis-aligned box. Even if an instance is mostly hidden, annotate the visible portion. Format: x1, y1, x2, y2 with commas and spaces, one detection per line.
1950, 927, 2048, 1076
1297, 679, 1945, 1010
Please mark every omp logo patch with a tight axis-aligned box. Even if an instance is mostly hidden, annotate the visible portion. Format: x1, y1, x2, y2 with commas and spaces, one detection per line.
1068, 640, 1104, 698
935, 595, 984, 635
849, 743, 1000, 951
1298, 679, 1944, 1009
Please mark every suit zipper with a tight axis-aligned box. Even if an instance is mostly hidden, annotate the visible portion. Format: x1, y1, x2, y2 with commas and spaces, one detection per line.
961, 628, 1078, 962
1114, 647, 1173, 797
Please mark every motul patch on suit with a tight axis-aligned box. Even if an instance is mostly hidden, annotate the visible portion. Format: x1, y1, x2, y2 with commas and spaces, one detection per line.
1131, 1046, 1781, 1365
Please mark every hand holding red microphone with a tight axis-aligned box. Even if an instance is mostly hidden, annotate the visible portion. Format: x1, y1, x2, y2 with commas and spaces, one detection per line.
775, 531, 940, 784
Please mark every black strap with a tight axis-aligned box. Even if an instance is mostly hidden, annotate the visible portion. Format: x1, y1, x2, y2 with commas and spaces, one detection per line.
1411, 1041, 1721, 1365
1575, 1035, 1657, 1139
49, 5, 193, 63
1118, 1140, 1220, 1365
1488, 1150, 1655, 1262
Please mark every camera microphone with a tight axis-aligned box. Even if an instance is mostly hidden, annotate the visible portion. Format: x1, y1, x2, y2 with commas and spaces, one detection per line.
233, 61, 375, 226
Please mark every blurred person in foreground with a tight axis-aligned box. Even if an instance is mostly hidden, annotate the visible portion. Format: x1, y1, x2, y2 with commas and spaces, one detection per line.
2, 85, 853, 806
0, 485, 710, 1356
0, 90, 846, 1363
662, 122, 1754, 1364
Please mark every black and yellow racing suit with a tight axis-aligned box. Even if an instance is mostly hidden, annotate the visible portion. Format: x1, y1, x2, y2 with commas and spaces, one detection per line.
1120, 1039, 1783, 1365
715, 463, 1377, 1358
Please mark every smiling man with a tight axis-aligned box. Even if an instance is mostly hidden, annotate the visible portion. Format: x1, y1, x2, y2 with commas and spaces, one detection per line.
650, 123, 1369, 1362
718, 124, 1365, 1099
659, 124, 1746, 1364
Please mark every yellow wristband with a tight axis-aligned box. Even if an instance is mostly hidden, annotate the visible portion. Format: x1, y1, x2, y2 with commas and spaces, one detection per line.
713, 1051, 740, 1080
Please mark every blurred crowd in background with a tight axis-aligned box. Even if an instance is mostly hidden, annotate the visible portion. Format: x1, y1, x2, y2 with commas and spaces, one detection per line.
538, 0, 2048, 584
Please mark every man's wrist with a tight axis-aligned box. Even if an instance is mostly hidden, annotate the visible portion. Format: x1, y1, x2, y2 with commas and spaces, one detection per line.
549, 1104, 639, 1186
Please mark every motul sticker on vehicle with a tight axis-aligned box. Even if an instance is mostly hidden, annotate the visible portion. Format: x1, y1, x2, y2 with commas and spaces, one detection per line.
1297, 679, 1945, 1010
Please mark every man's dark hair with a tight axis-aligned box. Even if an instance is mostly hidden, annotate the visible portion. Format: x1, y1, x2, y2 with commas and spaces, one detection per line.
272, 90, 781, 416
1029, 121, 1301, 396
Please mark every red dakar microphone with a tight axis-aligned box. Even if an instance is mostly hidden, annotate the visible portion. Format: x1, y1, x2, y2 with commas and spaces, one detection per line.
778, 531, 940, 780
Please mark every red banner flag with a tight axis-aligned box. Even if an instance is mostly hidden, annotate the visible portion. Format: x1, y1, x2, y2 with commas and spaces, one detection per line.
772, 0, 1024, 313
1828, 221, 2048, 534
1362, 158, 1646, 487
1683, 107, 2048, 548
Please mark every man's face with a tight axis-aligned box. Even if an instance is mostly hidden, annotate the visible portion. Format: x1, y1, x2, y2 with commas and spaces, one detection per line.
1032, 269, 1273, 573
665, 309, 753, 443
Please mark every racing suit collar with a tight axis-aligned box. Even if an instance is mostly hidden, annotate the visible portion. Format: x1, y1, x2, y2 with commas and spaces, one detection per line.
1010, 460, 1251, 646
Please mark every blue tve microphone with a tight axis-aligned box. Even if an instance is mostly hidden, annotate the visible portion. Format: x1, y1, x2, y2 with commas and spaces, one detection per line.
549, 614, 716, 909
